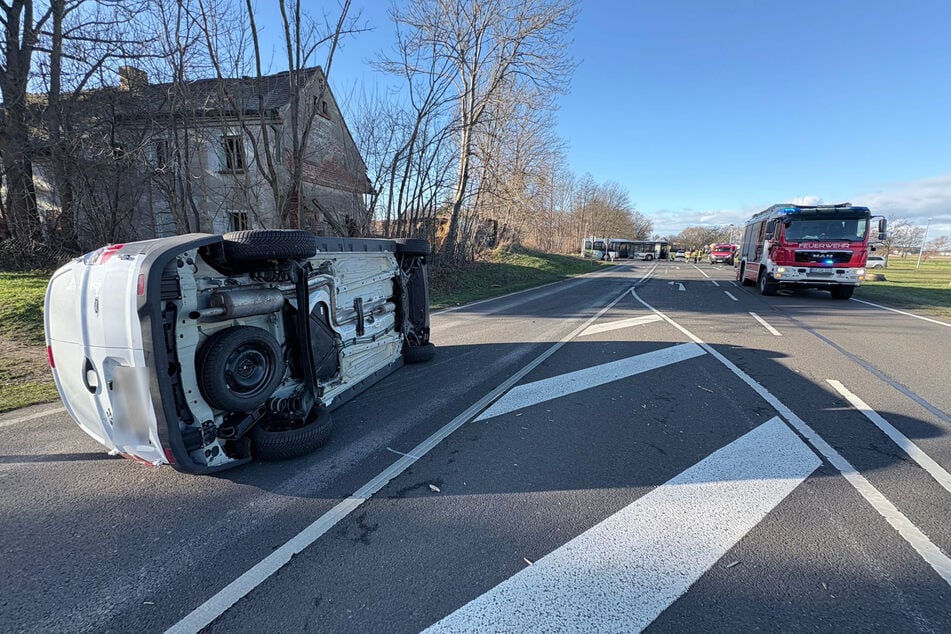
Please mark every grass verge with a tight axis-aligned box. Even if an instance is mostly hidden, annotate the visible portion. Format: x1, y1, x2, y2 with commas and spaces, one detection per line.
429, 247, 608, 309
0, 271, 56, 412
855, 258, 951, 318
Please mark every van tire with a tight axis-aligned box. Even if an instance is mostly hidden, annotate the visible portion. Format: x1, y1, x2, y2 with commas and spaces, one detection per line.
251, 408, 333, 460
222, 230, 317, 262
404, 342, 435, 363
394, 238, 431, 257
197, 326, 285, 412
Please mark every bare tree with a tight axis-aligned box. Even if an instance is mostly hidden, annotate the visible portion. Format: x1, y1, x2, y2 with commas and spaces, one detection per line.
392, 0, 577, 262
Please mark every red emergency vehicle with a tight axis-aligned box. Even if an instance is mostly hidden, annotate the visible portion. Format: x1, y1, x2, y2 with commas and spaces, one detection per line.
708, 243, 737, 265
735, 203, 886, 299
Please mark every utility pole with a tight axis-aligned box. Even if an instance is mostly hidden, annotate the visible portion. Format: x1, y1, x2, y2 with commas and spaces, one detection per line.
916, 217, 932, 270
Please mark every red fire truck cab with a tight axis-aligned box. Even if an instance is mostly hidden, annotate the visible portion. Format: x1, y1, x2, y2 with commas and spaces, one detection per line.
736, 203, 886, 299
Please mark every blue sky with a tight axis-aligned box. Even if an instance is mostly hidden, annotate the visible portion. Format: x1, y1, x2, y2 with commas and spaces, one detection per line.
280, 0, 951, 242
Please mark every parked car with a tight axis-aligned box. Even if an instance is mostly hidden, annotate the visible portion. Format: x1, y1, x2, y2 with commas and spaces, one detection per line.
45, 230, 434, 474
674, 250, 686, 261
635, 251, 655, 261
866, 255, 887, 269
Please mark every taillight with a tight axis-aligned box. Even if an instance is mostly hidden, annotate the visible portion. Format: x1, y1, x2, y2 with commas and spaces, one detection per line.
47, 345, 55, 368
96, 243, 126, 265
137, 273, 146, 296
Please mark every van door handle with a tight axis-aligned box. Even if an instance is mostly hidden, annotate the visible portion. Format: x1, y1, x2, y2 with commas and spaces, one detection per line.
83, 357, 99, 394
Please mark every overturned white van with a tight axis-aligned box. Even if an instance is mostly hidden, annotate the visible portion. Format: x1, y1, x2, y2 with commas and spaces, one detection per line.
45, 230, 434, 474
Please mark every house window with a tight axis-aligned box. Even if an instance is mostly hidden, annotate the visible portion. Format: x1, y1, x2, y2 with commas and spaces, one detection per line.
154, 139, 168, 169
314, 97, 330, 118
223, 135, 246, 172
228, 210, 250, 232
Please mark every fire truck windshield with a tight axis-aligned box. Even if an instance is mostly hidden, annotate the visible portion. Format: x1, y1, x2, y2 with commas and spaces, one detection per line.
782, 216, 868, 242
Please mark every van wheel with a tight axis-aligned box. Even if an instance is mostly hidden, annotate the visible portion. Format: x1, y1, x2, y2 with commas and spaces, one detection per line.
197, 326, 285, 412
830, 285, 855, 300
404, 342, 435, 363
251, 407, 333, 460
758, 270, 777, 296
222, 229, 317, 262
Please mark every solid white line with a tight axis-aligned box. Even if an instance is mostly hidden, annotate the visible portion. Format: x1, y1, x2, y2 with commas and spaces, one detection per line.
0, 406, 66, 429
749, 312, 782, 336
724, 291, 738, 302
425, 417, 820, 633
165, 284, 641, 634
632, 290, 951, 586
476, 343, 705, 421
827, 380, 951, 496
850, 298, 951, 328
579, 314, 663, 336
693, 265, 711, 279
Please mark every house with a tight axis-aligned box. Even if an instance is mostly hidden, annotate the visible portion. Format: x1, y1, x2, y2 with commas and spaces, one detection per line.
25, 66, 372, 249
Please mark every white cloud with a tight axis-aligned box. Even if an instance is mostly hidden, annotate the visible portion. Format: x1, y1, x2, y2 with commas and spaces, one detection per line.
649, 175, 951, 241
851, 174, 951, 240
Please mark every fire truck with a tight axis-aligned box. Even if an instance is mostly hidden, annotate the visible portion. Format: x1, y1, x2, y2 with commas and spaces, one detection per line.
735, 203, 886, 299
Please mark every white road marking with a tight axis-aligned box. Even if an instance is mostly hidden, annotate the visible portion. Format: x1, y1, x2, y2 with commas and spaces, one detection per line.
425, 417, 820, 633
827, 380, 951, 495
749, 311, 782, 336
724, 291, 738, 302
667, 281, 685, 291
850, 298, 951, 328
475, 343, 706, 421
0, 406, 66, 429
711, 280, 721, 287
693, 265, 712, 279
579, 314, 663, 336
165, 284, 641, 634
632, 290, 951, 586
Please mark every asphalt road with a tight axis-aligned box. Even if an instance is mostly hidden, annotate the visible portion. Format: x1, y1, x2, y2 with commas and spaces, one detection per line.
2, 260, 950, 633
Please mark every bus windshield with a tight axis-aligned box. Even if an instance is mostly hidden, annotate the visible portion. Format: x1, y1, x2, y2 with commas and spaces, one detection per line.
782, 216, 868, 243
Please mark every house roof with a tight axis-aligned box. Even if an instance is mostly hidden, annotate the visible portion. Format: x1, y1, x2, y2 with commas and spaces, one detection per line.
111, 66, 325, 119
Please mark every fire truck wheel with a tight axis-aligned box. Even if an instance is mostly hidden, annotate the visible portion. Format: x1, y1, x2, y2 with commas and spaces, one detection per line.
222, 229, 318, 263
758, 270, 777, 296
197, 326, 286, 412
830, 285, 855, 300
251, 407, 334, 460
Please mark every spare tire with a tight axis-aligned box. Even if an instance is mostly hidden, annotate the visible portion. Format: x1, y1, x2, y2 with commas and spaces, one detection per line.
251, 407, 333, 461
196, 326, 285, 412
222, 229, 317, 262
394, 238, 431, 257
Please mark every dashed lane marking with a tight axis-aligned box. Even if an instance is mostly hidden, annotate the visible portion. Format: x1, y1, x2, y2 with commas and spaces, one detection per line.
749, 311, 782, 336
724, 291, 738, 302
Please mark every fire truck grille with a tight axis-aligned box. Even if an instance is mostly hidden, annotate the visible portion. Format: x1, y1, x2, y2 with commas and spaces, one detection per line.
794, 251, 853, 264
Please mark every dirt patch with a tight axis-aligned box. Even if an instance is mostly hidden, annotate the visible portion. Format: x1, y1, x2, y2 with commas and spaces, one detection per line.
0, 337, 49, 383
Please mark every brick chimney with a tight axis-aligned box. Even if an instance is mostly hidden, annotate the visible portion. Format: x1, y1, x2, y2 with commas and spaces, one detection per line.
118, 66, 148, 91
